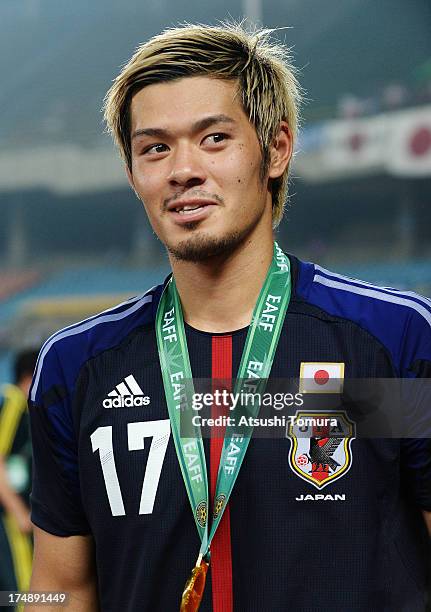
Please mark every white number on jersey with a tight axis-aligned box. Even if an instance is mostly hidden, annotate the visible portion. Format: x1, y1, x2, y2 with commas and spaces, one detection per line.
91, 419, 171, 516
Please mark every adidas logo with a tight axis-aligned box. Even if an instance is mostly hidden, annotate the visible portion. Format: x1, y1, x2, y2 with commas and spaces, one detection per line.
103, 375, 151, 408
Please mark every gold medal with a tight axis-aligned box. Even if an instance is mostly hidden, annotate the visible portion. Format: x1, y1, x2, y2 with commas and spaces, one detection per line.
180, 554, 210, 612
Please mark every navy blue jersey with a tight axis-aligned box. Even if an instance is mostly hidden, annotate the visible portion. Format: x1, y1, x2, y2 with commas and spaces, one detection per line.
29, 255, 431, 611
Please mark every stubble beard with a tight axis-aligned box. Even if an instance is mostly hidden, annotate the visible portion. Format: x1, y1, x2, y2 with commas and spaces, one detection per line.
165, 207, 266, 263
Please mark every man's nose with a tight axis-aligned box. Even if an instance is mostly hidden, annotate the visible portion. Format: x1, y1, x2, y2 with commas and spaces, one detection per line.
167, 143, 206, 187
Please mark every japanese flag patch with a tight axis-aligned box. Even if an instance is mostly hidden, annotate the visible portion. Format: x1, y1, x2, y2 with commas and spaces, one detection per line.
299, 362, 345, 394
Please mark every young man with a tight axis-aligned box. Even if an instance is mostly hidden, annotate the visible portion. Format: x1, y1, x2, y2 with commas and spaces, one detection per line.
0, 349, 38, 611
28, 24, 430, 611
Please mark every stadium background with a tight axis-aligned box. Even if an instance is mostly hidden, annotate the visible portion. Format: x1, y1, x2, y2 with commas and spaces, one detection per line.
0, 0, 430, 379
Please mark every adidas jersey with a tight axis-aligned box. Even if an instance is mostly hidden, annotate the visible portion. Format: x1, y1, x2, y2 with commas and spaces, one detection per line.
29, 255, 431, 612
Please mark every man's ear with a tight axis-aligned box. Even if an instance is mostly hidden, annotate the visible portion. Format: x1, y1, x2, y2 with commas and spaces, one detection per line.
268, 121, 293, 179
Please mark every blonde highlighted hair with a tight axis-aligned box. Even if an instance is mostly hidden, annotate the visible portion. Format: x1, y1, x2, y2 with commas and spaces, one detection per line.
103, 22, 302, 226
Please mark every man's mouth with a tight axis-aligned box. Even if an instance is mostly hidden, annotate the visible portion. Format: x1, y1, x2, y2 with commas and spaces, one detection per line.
166, 198, 219, 224
174, 204, 206, 215
167, 199, 217, 211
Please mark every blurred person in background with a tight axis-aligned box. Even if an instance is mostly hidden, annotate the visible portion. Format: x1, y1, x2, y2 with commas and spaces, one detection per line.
0, 349, 38, 610
27, 23, 430, 612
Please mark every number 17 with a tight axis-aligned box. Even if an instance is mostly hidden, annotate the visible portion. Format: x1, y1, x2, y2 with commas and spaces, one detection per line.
91, 419, 171, 516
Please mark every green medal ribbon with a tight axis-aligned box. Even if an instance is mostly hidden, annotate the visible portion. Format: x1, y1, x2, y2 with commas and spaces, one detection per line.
156, 242, 291, 565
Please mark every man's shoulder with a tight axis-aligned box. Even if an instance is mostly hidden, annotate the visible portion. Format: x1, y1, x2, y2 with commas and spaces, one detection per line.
294, 257, 431, 373
29, 283, 163, 405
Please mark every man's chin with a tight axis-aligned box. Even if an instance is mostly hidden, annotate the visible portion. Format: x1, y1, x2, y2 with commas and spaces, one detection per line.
166, 230, 249, 263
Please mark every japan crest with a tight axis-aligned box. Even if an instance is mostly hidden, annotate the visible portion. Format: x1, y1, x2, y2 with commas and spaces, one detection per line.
287, 411, 355, 489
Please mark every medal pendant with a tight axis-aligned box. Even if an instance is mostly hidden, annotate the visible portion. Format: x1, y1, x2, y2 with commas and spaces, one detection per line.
180, 556, 209, 612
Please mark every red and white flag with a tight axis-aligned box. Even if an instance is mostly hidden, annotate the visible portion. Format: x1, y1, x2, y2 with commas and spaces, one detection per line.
299, 362, 345, 394
386, 106, 431, 177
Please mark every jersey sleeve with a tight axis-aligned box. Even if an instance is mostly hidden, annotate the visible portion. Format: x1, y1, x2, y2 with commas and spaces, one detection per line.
400, 306, 431, 511
29, 342, 91, 536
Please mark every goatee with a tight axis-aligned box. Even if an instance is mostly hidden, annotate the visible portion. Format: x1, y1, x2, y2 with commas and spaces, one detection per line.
166, 222, 258, 263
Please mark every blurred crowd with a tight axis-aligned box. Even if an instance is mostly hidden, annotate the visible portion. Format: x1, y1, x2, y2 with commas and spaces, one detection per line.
337, 77, 431, 119
0, 349, 38, 612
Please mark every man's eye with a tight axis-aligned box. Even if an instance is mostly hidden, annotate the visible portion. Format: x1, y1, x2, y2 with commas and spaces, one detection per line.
204, 133, 227, 145
143, 143, 168, 155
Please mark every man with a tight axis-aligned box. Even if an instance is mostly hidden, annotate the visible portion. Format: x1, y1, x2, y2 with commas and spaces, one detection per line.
28, 23, 430, 611
0, 349, 38, 610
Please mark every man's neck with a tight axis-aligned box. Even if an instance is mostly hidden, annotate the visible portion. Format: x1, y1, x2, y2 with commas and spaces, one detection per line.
169, 233, 274, 333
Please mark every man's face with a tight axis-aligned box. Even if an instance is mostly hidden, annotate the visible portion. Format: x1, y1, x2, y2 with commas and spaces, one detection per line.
127, 76, 274, 262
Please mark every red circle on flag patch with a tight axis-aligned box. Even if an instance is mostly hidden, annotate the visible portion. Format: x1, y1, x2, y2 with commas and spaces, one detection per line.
409, 127, 431, 157
314, 369, 329, 385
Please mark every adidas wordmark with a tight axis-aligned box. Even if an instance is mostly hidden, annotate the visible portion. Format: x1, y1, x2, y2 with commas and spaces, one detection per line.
103, 375, 150, 409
